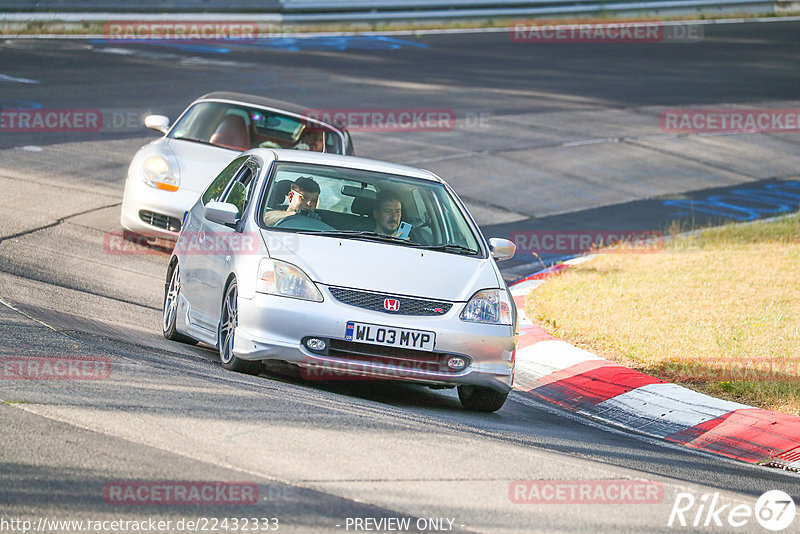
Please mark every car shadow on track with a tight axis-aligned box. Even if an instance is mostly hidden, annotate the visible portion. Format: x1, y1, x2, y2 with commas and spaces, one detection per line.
258, 360, 467, 412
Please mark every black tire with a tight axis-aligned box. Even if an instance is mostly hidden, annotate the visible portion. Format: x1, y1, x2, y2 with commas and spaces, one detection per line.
457, 385, 509, 412
218, 280, 262, 375
162, 264, 198, 344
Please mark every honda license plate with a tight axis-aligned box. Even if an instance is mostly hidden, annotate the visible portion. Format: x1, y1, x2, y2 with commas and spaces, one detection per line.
345, 321, 435, 351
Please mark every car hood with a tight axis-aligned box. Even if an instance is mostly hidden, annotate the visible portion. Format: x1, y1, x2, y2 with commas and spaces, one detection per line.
166, 138, 239, 193
262, 231, 501, 302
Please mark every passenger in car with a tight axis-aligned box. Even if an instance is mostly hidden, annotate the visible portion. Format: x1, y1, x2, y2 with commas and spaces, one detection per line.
263, 176, 321, 225
294, 130, 324, 152
372, 191, 409, 239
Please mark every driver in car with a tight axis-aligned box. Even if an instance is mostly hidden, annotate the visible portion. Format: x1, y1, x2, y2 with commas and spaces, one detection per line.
263, 176, 320, 226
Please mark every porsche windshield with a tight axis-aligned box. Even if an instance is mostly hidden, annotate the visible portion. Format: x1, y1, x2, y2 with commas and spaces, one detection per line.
259, 163, 482, 255
169, 101, 344, 154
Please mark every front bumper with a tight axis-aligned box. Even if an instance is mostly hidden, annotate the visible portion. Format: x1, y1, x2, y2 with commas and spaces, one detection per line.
120, 174, 202, 239
233, 286, 516, 392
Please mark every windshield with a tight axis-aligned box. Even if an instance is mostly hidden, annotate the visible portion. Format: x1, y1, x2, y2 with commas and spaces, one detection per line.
168, 101, 344, 154
259, 162, 482, 255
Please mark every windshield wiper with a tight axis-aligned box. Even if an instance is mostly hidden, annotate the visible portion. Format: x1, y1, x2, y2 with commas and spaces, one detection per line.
297, 231, 478, 254
296, 230, 424, 246
423, 243, 479, 255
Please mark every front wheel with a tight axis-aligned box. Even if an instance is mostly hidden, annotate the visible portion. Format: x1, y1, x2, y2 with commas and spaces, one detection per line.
162, 264, 197, 344
457, 385, 508, 412
218, 280, 262, 375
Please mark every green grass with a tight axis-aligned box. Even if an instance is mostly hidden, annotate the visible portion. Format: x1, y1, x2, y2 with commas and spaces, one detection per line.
526, 212, 800, 415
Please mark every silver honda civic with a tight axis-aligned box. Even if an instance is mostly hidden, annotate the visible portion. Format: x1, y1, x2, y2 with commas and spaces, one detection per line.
162, 148, 517, 411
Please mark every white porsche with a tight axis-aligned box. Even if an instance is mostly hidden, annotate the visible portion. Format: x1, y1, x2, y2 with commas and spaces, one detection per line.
120, 91, 353, 242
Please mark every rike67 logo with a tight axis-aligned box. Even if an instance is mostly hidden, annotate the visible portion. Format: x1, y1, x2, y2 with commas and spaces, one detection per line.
668, 490, 796, 531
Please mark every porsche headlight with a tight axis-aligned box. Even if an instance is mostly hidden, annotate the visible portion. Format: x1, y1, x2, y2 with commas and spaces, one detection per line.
460, 289, 513, 325
256, 258, 323, 302
142, 155, 180, 192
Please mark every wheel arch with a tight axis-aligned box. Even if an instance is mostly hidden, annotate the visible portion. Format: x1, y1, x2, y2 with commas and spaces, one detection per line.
223, 272, 237, 294
216, 272, 239, 348
166, 255, 179, 285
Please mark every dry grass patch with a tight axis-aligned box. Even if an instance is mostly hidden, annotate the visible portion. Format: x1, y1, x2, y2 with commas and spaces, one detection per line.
526, 213, 800, 415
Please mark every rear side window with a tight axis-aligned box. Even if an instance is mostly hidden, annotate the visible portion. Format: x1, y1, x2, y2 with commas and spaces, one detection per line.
202, 155, 248, 205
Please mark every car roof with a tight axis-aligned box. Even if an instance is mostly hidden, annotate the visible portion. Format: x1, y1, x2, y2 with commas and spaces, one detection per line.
196, 91, 347, 132
247, 148, 443, 183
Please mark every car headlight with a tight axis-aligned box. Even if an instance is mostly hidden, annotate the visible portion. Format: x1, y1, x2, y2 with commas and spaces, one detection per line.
256, 258, 323, 302
142, 155, 180, 192
460, 289, 513, 325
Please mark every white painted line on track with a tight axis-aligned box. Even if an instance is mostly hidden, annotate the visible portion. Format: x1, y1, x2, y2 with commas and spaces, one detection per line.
0, 297, 66, 336
89, 46, 258, 68
0, 73, 40, 84
562, 138, 620, 147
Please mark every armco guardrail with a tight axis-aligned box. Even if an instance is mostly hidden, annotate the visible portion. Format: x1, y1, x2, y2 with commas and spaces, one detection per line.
281, 0, 580, 9
0, 0, 281, 11
0, 0, 782, 19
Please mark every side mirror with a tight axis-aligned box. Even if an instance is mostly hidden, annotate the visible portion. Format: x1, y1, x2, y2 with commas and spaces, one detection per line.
145, 114, 170, 134
204, 201, 240, 226
488, 238, 516, 261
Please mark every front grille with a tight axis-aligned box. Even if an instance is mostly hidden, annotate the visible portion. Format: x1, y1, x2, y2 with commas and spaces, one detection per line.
139, 210, 182, 232
328, 287, 452, 316
327, 339, 466, 374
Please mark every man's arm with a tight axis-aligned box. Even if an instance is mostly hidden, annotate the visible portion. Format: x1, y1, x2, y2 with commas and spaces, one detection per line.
263, 209, 290, 226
